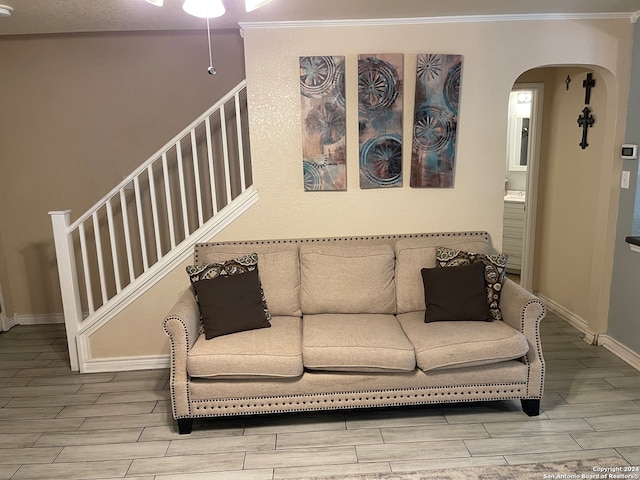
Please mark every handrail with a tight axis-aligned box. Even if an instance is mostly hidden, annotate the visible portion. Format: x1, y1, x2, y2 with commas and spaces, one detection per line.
69, 80, 247, 231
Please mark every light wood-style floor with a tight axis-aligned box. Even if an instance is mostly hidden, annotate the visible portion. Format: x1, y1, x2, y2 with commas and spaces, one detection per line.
1, 311, 639, 479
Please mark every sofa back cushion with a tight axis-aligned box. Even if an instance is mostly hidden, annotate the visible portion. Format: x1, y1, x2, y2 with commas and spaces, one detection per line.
194, 244, 301, 317
395, 235, 490, 314
300, 244, 396, 314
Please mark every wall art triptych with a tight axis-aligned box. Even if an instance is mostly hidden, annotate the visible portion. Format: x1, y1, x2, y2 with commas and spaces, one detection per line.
299, 53, 463, 191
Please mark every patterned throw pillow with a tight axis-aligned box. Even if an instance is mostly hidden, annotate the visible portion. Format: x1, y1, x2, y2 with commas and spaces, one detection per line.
186, 253, 271, 335
435, 246, 508, 321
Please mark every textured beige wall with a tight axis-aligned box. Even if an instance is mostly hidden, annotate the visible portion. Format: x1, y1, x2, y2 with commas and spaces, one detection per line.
231, 20, 629, 242
0, 30, 246, 318
88, 18, 632, 359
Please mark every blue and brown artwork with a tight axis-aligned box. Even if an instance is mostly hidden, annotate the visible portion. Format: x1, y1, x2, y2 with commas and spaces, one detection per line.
410, 54, 463, 188
300, 56, 346, 191
358, 54, 404, 189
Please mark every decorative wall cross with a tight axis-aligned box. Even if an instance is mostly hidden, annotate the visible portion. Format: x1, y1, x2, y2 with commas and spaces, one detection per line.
577, 107, 595, 149
583, 73, 596, 104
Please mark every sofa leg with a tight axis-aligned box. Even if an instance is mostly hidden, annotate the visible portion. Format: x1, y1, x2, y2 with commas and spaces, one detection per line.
177, 418, 193, 435
521, 399, 540, 416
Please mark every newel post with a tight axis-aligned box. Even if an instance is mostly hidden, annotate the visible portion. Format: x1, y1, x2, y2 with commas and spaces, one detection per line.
49, 210, 82, 372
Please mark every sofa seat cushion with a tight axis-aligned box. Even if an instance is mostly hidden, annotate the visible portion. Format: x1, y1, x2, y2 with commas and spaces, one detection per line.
300, 244, 396, 314
302, 314, 416, 372
397, 311, 529, 371
187, 316, 303, 379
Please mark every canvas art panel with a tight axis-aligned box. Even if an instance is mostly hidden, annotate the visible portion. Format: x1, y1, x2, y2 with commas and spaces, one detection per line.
358, 53, 404, 189
410, 54, 463, 188
300, 56, 346, 191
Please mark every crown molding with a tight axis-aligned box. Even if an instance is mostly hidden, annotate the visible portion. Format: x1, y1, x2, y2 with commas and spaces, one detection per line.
239, 12, 636, 30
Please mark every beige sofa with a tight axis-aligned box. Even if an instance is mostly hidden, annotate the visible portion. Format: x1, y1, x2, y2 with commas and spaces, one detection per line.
164, 232, 546, 434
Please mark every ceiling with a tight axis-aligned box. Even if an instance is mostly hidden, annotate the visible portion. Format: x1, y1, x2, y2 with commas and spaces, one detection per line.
1, 0, 640, 36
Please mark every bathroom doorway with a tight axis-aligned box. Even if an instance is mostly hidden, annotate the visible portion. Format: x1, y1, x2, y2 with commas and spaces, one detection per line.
503, 83, 543, 291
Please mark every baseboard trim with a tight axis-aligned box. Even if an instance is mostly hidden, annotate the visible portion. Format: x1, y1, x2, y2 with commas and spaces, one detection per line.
598, 335, 640, 371
81, 354, 170, 374
534, 293, 597, 344
2, 313, 64, 331
16, 314, 65, 325
536, 294, 640, 370
1, 314, 18, 332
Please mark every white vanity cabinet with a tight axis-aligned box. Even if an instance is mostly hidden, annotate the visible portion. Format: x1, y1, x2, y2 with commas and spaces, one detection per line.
503, 200, 525, 273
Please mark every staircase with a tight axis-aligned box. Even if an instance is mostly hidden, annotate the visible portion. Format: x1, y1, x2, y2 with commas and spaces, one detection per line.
50, 80, 258, 372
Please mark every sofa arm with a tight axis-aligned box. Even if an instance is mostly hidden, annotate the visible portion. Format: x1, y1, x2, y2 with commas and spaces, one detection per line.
500, 278, 546, 399
163, 287, 200, 420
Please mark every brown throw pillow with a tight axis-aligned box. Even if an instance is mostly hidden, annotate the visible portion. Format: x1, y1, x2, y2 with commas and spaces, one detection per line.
421, 262, 491, 322
435, 246, 508, 321
191, 268, 271, 339
186, 253, 272, 335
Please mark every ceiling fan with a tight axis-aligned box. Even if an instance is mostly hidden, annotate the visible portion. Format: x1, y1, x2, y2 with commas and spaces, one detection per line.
144, 0, 274, 74
145, 0, 272, 18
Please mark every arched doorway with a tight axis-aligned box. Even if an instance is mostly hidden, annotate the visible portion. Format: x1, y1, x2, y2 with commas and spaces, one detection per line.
505, 65, 622, 343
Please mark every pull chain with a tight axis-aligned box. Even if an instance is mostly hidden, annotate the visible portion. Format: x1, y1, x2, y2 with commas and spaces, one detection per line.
207, 17, 216, 75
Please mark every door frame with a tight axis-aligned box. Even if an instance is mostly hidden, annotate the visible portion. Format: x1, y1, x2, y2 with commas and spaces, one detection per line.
0, 281, 8, 332
510, 83, 544, 292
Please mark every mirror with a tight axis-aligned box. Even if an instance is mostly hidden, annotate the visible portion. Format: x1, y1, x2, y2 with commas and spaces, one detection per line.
507, 90, 533, 171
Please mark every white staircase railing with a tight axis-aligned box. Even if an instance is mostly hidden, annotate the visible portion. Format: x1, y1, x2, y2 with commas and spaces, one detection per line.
50, 80, 258, 372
